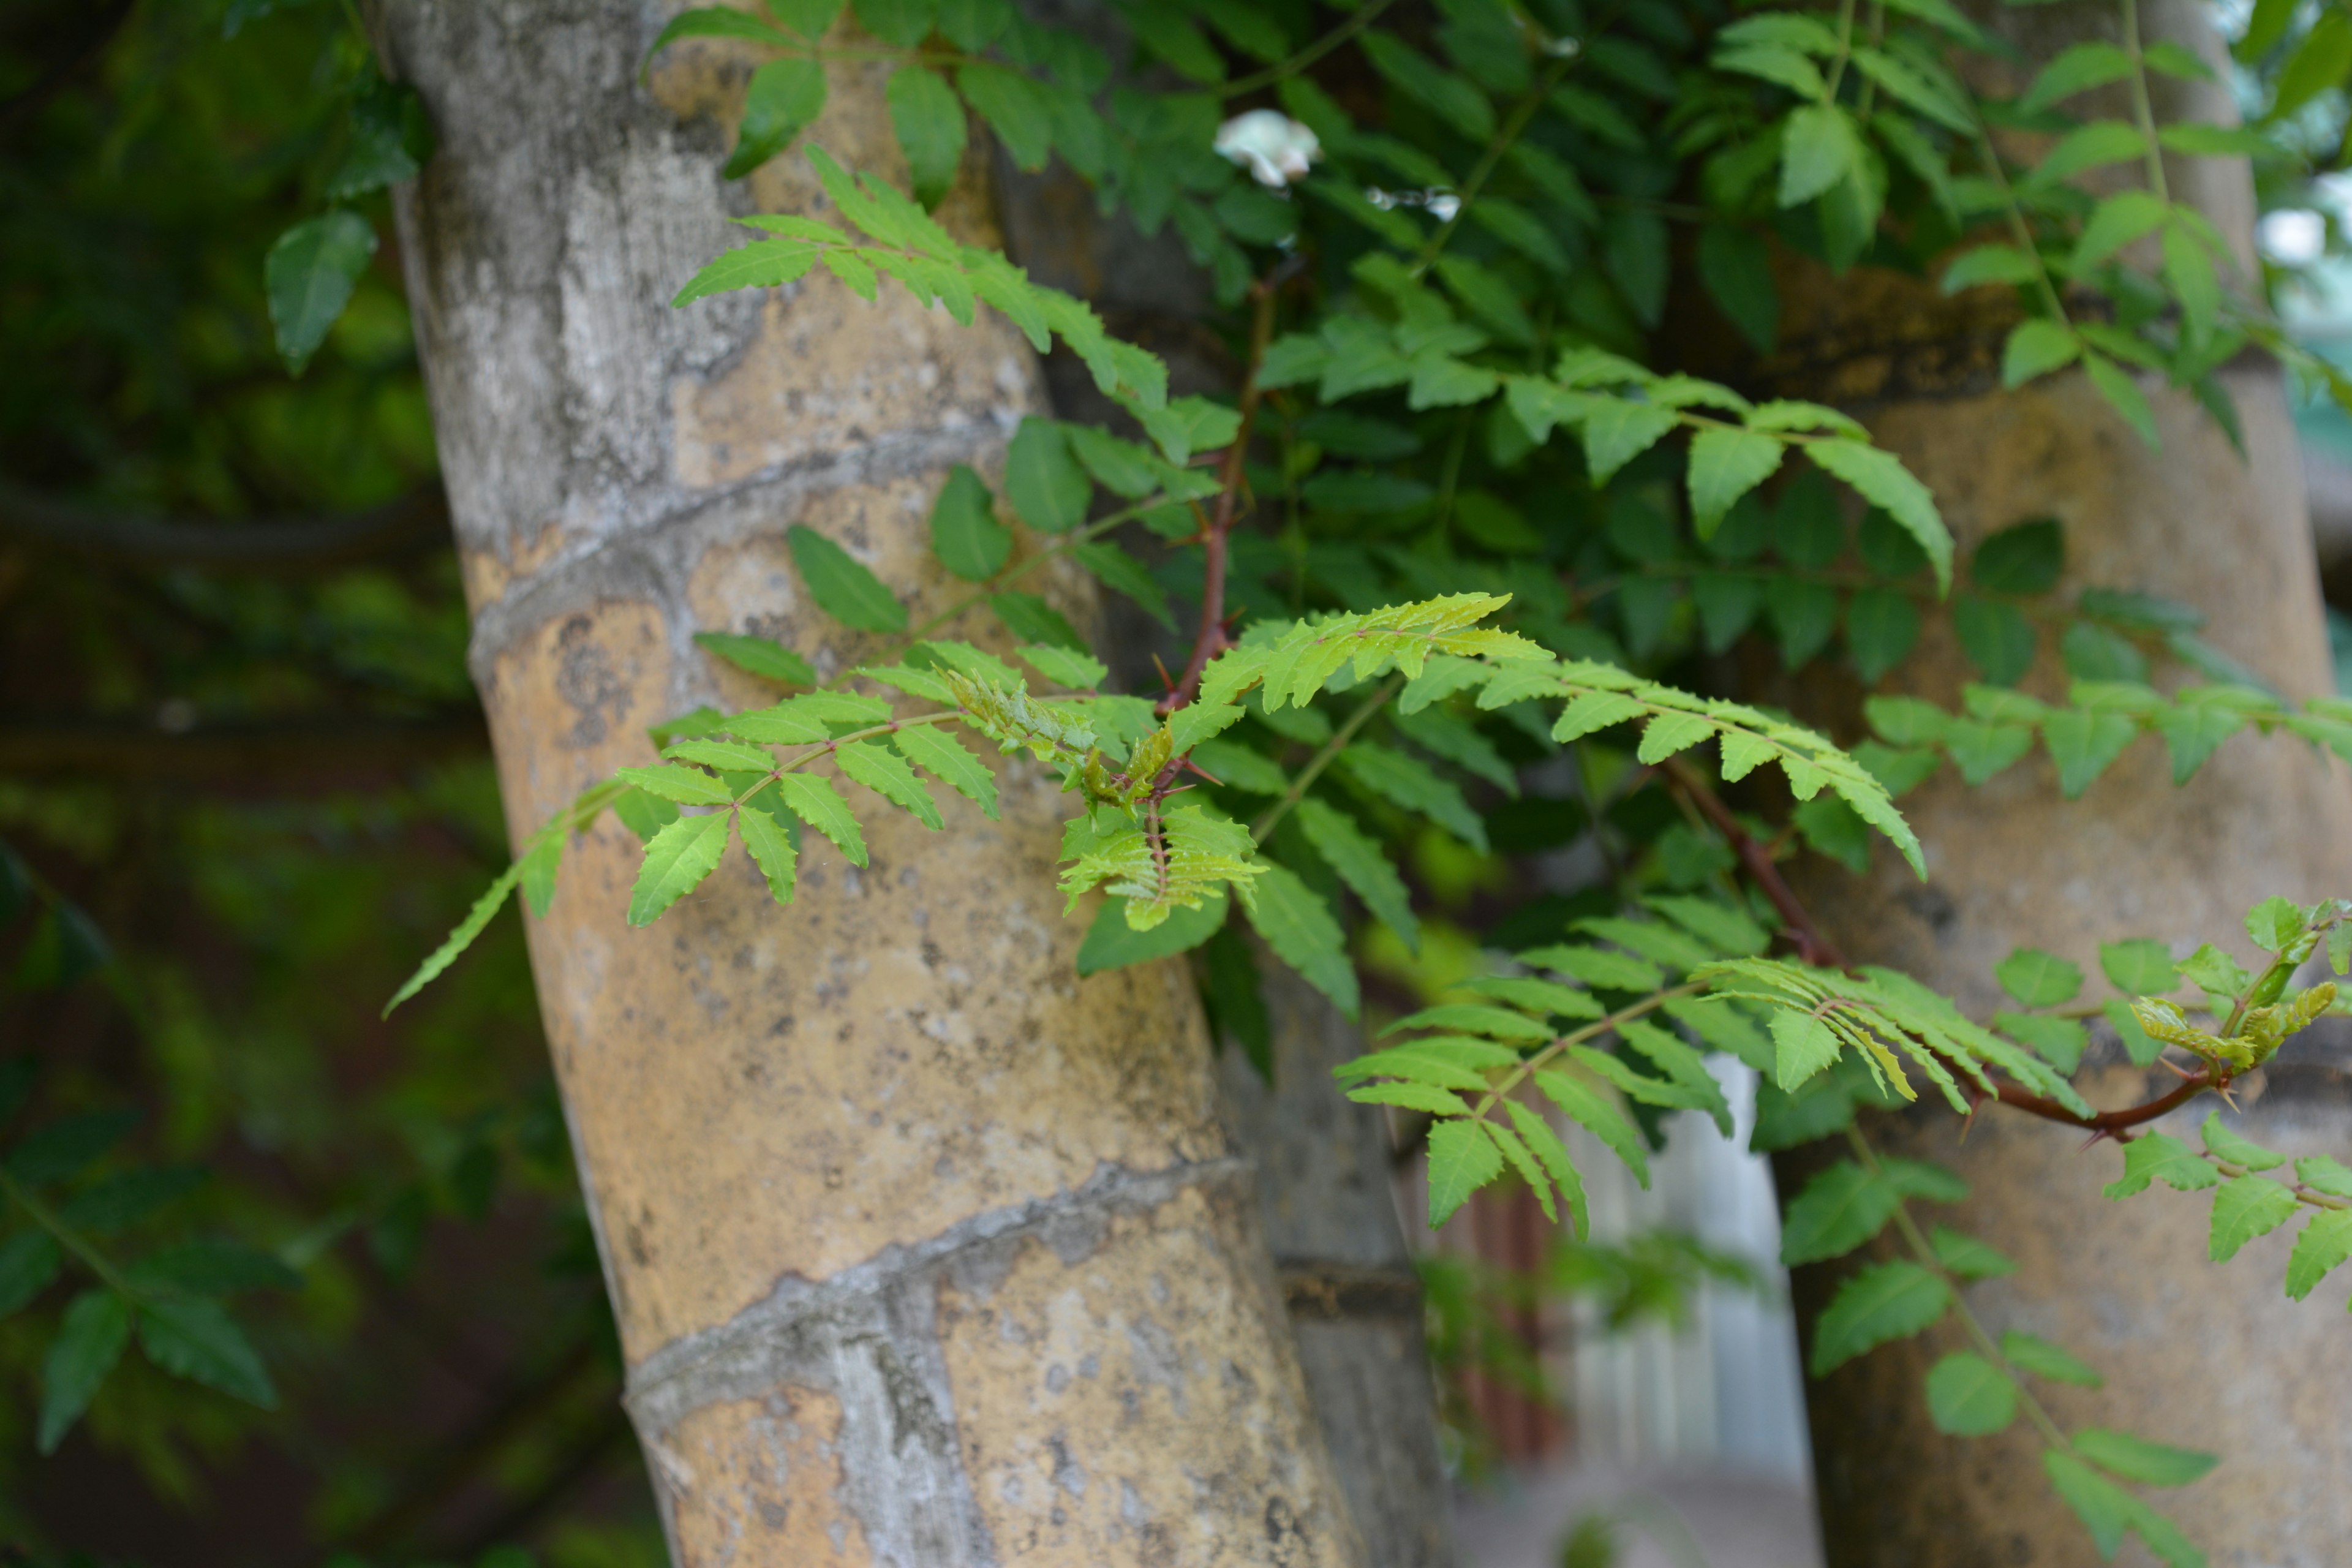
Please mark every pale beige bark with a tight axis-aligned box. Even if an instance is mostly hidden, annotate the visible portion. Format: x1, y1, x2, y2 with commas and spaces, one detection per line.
377, 5, 1360, 1562
1762, 6, 2352, 1562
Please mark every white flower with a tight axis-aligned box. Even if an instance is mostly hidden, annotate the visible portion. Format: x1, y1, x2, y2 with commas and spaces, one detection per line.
1215, 110, 1321, 189
2261, 208, 2326, 266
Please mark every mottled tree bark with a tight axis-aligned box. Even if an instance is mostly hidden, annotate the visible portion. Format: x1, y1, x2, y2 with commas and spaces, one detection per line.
1743, 4, 2352, 1562
377, 4, 1360, 1562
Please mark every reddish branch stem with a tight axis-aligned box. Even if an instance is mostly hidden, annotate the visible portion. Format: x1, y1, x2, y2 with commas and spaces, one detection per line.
1661, 756, 2215, 1139
1159, 260, 1303, 715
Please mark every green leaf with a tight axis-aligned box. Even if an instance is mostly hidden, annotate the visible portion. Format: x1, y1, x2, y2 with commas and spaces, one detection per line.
728, 58, 827, 178
2105, 1131, 2220, 1198
1199, 914, 1271, 1074
670, 236, 822, 306
1425, 1120, 1506, 1227
1997, 1011, 2087, 1073
646, 7, 801, 54
2201, 1112, 2282, 1172
957, 62, 1053, 170
1687, 428, 1785, 536
989, 590, 1085, 652
1579, 400, 1680, 486
2286, 1208, 2352, 1299
853, 0, 937, 48
736, 799, 799, 904
2001, 319, 2080, 390
887, 65, 967, 209
1953, 598, 2036, 687
1074, 890, 1227, 974
1925, 1352, 2018, 1436
1128, 6, 1226, 83
265, 211, 378, 375
614, 759, 731, 807
1505, 1100, 1589, 1237
1931, 1226, 2016, 1280
2272, 9, 2352, 119
1534, 1069, 1650, 1188
0, 1231, 62, 1317
1779, 104, 1864, 208
382, 860, 525, 1016
137, 1297, 276, 1408
2244, 894, 2307, 954
2209, 1174, 2298, 1262
936, 0, 1010, 48
775, 773, 868, 866
1525, 944, 1662, 992
39, 1289, 130, 1454
1296, 799, 1420, 953
1972, 517, 2062, 595
1803, 440, 1951, 594
1362, 29, 1495, 140
2045, 1450, 2133, 1558
1809, 1261, 1950, 1375
1245, 861, 1359, 1018
2020, 42, 2135, 114
120, 1239, 300, 1298
1995, 947, 2082, 1008
1696, 225, 1778, 353
2096, 938, 2176, 997
56, 1167, 206, 1234
894, 725, 997, 819
1780, 1161, 1900, 1265
1338, 744, 1487, 852
1004, 418, 1091, 534
2084, 353, 2159, 450
2074, 1428, 2219, 1488
1070, 540, 1174, 631
627, 813, 730, 927
1882, 1158, 1969, 1202
1766, 578, 1839, 669
1845, 590, 1921, 683
1770, 1009, 1842, 1091
1847, 45, 1971, 132
695, 631, 817, 685
1387, 1005, 1551, 1042
2296, 1153, 2352, 1199
2002, 1329, 2103, 1387
787, 525, 907, 633
835, 739, 943, 829
2027, 120, 2147, 187
929, 464, 1010, 582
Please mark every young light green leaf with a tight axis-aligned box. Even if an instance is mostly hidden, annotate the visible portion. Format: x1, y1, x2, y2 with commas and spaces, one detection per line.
1770, 1009, 1842, 1091
2201, 1112, 2283, 1171
774, 774, 869, 866
2209, 1174, 2299, 1262
2296, 1153, 2352, 1199
1802, 439, 1952, 594
614, 764, 734, 807
1809, 1261, 1950, 1375
2043, 709, 2138, 798
1687, 428, 1785, 537
786, 524, 908, 633
39, 1289, 131, 1454
2286, 1208, 2352, 1299
1925, 1352, 2018, 1436
1504, 1099, 1589, 1237
627, 812, 730, 927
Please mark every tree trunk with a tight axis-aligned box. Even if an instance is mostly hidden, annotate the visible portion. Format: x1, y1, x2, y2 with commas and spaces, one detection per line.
377, 5, 1360, 1562
1217, 958, 1459, 1568
1755, 4, 2352, 1562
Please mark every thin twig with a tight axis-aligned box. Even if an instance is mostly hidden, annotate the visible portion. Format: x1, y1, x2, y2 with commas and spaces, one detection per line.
1250, 677, 1401, 843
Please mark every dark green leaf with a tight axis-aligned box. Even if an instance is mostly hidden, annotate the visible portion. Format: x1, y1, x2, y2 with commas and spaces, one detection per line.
1931, 1226, 2016, 1280
123, 1239, 301, 1298
39, 1289, 130, 1453
1075, 889, 1226, 974
1697, 226, 1777, 353
728, 58, 827, 178
2074, 1428, 2218, 1488
1780, 1161, 1899, 1265
887, 65, 967, 209
1845, 589, 1921, 682
1199, 914, 1272, 1079
0, 1231, 62, 1317
7, 1109, 140, 1186
55, 1167, 207, 1234
265, 212, 378, 375
1953, 596, 2036, 685
1005, 418, 1092, 533
929, 464, 1011, 581
854, 0, 938, 48
137, 1297, 277, 1408
695, 632, 817, 685
989, 590, 1086, 651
